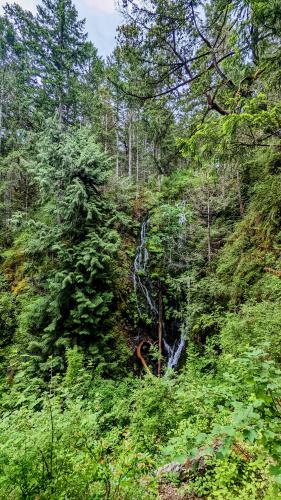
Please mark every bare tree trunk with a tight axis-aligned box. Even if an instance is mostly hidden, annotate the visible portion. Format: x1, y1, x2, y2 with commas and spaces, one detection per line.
207, 193, 212, 262
115, 102, 119, 176
0, 69, 4, 154
104, 112, 108, 153
136, 128, 139, 187
116, 129, 119, 177
143, 135, 147, 182
128, 117, 132, 178
158, 292, 163, 377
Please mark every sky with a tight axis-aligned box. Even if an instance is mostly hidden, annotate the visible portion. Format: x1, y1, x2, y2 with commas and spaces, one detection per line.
0, 0, 121, 57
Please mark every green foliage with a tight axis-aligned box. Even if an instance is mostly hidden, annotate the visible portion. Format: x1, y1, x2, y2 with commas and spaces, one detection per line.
0, 120, 130, 377
64, 345, 84, 386
0, 292, 17, 348
2, 0, 281, 497
0, 395, 157, 499
189, 449, 271, 499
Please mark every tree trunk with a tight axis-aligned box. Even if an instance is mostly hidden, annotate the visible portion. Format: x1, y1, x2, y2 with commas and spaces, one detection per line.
116, 129, 119, 177
136, 129, 139, 187
0, 69, 5, 154
116, 102, 119, 176
104, 111, 108, 153
207, 193, 212, 262
128, 117, 132, 178
158, 292, 163, 377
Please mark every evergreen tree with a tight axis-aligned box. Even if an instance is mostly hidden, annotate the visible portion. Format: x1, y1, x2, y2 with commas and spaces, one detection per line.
35, 0, 88, 121
0, 10, 37, 150
16, 119, 122, 374
4, 0, 96, 124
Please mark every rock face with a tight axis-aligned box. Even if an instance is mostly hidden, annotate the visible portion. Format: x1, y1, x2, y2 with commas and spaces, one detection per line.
157, 459, 207, 499
157, 461, 187, 481
156, 453, 209, 483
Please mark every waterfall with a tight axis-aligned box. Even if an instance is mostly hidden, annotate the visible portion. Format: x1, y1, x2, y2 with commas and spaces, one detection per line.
133, 217, 189, 370
133, 219, 158, 317
162, 207, 190, 369
163, 335, 186, 369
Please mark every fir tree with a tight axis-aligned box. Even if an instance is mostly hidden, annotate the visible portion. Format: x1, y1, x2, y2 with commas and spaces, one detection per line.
36, 0, 88, 121
4, 0, 94, 124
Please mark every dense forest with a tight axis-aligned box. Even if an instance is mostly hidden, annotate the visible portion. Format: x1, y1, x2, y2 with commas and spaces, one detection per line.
1, 0, 281, 497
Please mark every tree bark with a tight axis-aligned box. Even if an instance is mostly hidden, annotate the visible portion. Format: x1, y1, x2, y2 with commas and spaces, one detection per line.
158, 292, 163, 377
116, 102, 119, 176
128, 116, 132, 177
104, 111, 108, 153
136, 340, 153, 375
116, 128, 119, 176
136, 131, 139, 188
207, 193, 212, 262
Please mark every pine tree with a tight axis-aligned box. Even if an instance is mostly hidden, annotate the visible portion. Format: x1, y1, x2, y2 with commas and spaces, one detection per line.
4, 0, 93, 124
36, 0, 88, 121
0, 11, 37, 151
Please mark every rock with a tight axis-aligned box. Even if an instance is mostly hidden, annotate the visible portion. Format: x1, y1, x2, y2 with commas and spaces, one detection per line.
157, 453, 209, 483
157, 462, 187, 482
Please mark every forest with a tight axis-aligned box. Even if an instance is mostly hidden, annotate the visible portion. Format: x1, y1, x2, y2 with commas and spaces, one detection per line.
1, 0, 281, 498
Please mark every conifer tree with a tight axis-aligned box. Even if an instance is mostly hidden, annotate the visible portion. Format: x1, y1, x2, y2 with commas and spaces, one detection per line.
4, 0, 95, 124
0, 11, 37, 150
35, 0, 88, 121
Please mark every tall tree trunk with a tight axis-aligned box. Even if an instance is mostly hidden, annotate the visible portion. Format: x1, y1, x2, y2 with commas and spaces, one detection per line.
58, 97, 63, 124
116, 129, 119, 176
128, 117, 132, 178
158, 291, 163, 377
136, 128, 139, 187
115, 102, 119, 176
0, 69, 5, 154
207, 193, 212, 262
104, 111, 108, 153
143, 135, 147, 181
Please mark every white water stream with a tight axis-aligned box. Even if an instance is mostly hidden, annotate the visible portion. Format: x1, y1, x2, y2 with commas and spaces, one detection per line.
133, 218, 187, 370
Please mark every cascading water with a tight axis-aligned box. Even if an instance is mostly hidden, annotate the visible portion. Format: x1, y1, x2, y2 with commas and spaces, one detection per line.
163, 334, 186, 369
133, 219, 158, 317
133, 216, 189, 370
